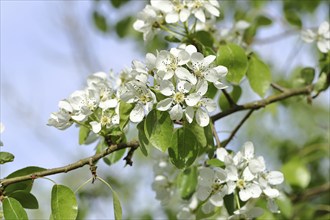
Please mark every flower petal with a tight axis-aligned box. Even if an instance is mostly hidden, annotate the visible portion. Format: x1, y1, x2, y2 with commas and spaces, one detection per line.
185, 106, 195, 123
196, 108, 209, 127
185, 93, 201, 106
130, 104, 145, 123
157, 98, 173, 111
169, 104, 183, 121
175, 67, 197, 85
267, 171, 284, 185
90, 121, 101, 134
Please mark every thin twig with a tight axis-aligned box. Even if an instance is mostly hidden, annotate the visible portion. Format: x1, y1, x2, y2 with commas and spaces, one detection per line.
291, 182, 330, 203
271, 83, 288, 93
222, 90, 237, 107
123, 146, 138, 166
211, 122, 221, 148
211, 85, 313, 121
0, 141, 139, 188
222, 110, 254, 148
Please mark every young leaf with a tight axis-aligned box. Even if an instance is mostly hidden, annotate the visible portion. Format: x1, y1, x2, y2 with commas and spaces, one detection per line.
93, 11, 108, 32
206, 159, 224, 167
4, 166, 46, 194
223, 194, 235, 215
0, 151, 15, 164
97, 177, 122, 220
168, 128, 199, 169
119, 101, 134, 130
79, 126, 90, 145
246, 54, 271, 97
300, 67, 315, 85
51, 185, 78, 220
282, 159, 311, 189
9, 190, 39, 209
3, 197, 28, 220
216, 43, 248, 84
177, 166, 198, 200
115, 16, 133, 38
144, 110, 174, 152
192, 31, 214, 47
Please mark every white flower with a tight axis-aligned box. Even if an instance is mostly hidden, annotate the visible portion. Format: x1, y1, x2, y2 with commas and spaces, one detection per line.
229, 200, 264, 220
89, 107, 119, 134
133, 5, 163, 41
156, 80, 192, 121
155, 49, 191, 81
188, 0, 220, 23
196, 167, 228, 206
185, 80, 216, 127
258, 171, 284, 199
47, 100, 73, 130
301, 21, 330, 53
120, 80, 156, 123
151, 0, 191, 24
151, 175, 172, 205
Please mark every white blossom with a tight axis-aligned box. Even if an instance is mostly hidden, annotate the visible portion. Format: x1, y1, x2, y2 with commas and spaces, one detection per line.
301, 21, 330, 53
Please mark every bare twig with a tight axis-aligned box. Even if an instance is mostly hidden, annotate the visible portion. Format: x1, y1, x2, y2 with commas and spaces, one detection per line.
271, 83, 288, 93
222, 90, 238, 107
211, 122, 221, 148
211, 85, 313, 121
0, 141, 139, 189
124, 146, 139, 166
222, 109, 254, 148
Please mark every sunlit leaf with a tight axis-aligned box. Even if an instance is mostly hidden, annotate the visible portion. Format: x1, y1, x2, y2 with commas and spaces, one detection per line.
219, 86, 242, 111
168, 128, 199, 169
103, 148, 126, 165
137, 121, 150, 156
144, 110, 174, 152
246, 54, 272, 97
177, 166, 198, 200
3, 197, 28, 220
93, 11, 108, 32
119, 101, 134, 130
0, 151, 14, 164
282, 159, 311, 188
51, 185, 78, 220
79, 126, 90, 145
216, 43, 248, 84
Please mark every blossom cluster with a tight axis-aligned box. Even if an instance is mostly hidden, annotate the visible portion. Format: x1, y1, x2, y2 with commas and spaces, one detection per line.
176, 142, 284, 219
301, 21, 330, 53
48, 44, 228, 132
133, 0, 221, 41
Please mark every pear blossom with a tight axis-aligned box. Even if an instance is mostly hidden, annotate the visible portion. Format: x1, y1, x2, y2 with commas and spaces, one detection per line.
120, 80, 156, 123
151, 0, 190, 24
229, 200, 264, 220
188, 0, 220, 23
47, 100, 73, 130
196, 167, 228, 206
301, 21, 330, 53
133, 5, 163, 41
89, 107, 119, 134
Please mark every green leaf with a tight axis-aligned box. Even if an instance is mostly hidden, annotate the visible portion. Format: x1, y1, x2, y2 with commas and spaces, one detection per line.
79, 126, 90, 145
216, 43, 248, 84
223, 194, 235, 215
277, 194, 293, 219
206, 159, 224, 167
137, 122, 149, 156
5, 166, 46, 194
205, 83, 218, 99
284, 10, 302, 28
300, 67, 315, 85
119, 101, 134, 130
219, 86, 242, 111
256, 15, 272, 26
103, 148, 126, 165
115, 16, 133, 38
110, 0, 129, 8
246, 54, 272, 97
192, 31, 214, 48
177, 166, 198, 200
9, 191, 39, 209
3, 197, 28, 220
282, 158, 311, 188
51, 185, 78, 220
93, 11, 108, 32
168, 128, 199, 169
0, 151, 15, 164
111, 187, 122, 220
144, 110, 174, 152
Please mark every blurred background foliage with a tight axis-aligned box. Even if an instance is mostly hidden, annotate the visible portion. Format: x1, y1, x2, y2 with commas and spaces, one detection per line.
2, 0, 329, 219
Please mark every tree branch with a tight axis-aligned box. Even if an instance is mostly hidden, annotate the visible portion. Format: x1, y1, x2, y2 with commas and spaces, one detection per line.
0, 141, 139, 188
211, 85, 313, 121
291, 182, 330, 203
222, 109, 254, 148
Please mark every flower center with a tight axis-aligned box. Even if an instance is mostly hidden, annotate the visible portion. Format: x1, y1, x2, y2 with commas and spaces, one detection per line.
101, 115, 111, 126
139, 94, 151, 104
236, 179, 246, 189
173, 92, 185, 103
